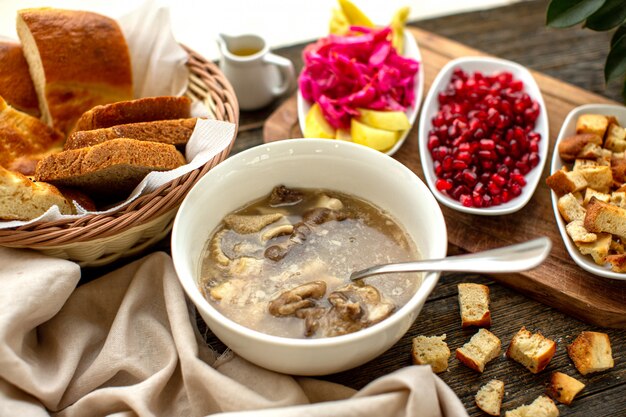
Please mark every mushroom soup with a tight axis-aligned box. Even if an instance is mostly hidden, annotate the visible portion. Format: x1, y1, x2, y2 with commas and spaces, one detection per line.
199, 185, 421, 339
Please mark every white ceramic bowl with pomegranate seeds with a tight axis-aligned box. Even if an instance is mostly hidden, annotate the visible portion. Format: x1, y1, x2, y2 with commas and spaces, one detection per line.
551, 104, 626, 280
418, 56, 549, 215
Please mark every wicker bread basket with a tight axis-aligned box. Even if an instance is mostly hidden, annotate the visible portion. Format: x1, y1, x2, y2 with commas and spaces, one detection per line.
0, 46, 239, 267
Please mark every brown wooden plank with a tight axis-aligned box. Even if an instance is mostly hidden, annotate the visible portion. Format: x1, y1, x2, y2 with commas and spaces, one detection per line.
262, 27, 626, 328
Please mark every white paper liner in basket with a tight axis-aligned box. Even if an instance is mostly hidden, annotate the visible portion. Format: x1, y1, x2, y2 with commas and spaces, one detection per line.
0, 0, 235, 230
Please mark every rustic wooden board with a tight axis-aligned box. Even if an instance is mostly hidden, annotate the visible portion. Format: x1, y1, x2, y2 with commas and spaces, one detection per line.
262, 27, 626, 328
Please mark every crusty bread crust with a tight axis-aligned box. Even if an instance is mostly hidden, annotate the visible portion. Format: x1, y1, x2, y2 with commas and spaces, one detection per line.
0, 96, 64, 175
0, 41, 39, 116
73, 96, 192, 132
504, 395, 559, 417
546, 371, 585, 405
65, 118, 197, 150
17, 8, 133, 133
0, 166, 72, 220
35, 138, 186, 200
546, 169, 587, 195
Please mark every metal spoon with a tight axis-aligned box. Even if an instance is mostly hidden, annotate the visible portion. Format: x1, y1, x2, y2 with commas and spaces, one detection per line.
350, 237, 551, 281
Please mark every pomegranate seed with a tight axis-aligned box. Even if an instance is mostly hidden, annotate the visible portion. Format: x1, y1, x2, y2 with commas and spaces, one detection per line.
479, 139, 495, 150
460, 194, 473, 207
510, 173, 527, 186
491, 174, 507, 187
510, 183, 522, 196
436, 179, 453, 192
452, 160, 468, 170
428, 135, 440, 150
462, 170, 478, 187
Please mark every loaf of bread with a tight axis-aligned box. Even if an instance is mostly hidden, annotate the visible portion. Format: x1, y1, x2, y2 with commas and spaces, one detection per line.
64, 118, 197, 150
73, 96, 192, 132
0, 95, 64, 175
458, 283, 491, 328
506, 327, 556, 374
0, 165, 73, 220
475, 379, 504, 416
17, 8, 133, 134
456, 328, 501, 373
546, 371, 585, 405
0, 41, 39, 116
567, 331, 614, 375
35, 138, 186, 200
505, 395, 559, 417
411, 334, 450, 373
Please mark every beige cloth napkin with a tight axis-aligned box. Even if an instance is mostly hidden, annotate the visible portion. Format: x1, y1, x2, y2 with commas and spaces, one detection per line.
0, 248, 468, 417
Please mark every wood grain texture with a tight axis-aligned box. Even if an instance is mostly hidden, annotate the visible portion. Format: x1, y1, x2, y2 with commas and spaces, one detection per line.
262, 26, 626, 329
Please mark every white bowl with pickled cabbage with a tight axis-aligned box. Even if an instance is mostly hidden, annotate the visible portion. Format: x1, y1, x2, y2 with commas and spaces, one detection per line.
172, 139, 447, 375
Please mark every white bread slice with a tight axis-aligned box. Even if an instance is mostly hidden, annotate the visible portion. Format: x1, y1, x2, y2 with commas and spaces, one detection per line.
506, 327, 556, 374
505, 395, 559, 417
456, 328, 501, 373
458, 283, 491, 328
546, 371, 585, 405
567, 331, 614, 375
0, 165, 73, 220
411, 334, 450, 373
475, 379, 504, 416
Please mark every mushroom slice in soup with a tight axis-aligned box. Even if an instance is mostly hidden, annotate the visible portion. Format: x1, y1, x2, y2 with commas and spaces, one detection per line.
322, 284, 395, 337
315, 194, 343, 210
224, 213, 283, 234
268, 281, 327, 316
261, 224, 294, 242
269, 185, 303, 207
210, 229, 231, 266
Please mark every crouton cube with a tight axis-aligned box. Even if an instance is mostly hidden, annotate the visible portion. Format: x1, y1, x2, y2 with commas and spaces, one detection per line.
604, 123, 626, 152
411, 334, 450, 373
576, 232, 611, 264
546, 372, 585, 405
475, 379, 504, 416
583, 188, 610, 205
566, 220, 597, 243
506, 327, 556, 374
558, 133, 603, 161
458, 283, 491, 328
567, 331, 614, 375
456, 329, 501, 373
505, 395, 559, 417
558, 193, 586, 222
546, 168, 588, 195
576, 114, 610, 138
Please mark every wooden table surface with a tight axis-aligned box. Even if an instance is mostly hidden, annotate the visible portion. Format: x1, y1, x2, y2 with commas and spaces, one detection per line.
198, 1, 626, 416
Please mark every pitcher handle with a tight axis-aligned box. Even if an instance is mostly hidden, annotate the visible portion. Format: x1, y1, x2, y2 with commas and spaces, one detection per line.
264, 53, 295, 97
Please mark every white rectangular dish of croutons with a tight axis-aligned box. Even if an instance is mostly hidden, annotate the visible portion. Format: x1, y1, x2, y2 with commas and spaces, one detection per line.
547, 104, 626, 279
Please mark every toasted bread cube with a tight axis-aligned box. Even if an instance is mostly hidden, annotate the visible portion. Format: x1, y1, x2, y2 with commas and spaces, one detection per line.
505, 395, 559, 417
411, 334, 450, 373
506, 327, 556, 374
456, 329, 501, 373
558, 133, 603, 161
606, 253, 626, 272
610, 238, 625, 253
558, 193, 586, 222
576, 114, 610, 138
566, 220, 597, 243
583, 188, 610, 205
604, 123, 626, 152
574, 164, 612, 193
567, 331, 614, 375
585, 198, 626, 240
546, 371, 585, 405
611, 154, 626, 185
475, 379, 504, 416
546, 168, 588, 195
458, 283, 491, 328
576, 232, 611, 264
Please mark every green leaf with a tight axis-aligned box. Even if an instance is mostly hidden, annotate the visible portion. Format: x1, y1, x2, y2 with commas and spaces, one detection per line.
585, 0, 626, 31
606, 34, 626, 81
547, 0, 606, 28
612, 24, 626, 47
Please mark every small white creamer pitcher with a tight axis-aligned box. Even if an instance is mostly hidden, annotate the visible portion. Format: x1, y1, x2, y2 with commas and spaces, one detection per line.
218, 33, 296, 111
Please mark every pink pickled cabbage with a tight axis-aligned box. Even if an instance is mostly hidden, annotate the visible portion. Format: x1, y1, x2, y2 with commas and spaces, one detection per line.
299, 26, 420, 129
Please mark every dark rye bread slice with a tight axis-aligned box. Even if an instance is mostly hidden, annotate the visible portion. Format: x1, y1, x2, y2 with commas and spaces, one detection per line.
73, 96, 191, 132
64, 118, 197, 150
35, 138, 186, 201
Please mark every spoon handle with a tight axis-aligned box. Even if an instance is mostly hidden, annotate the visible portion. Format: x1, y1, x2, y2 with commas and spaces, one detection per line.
350, 237, 552, 281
